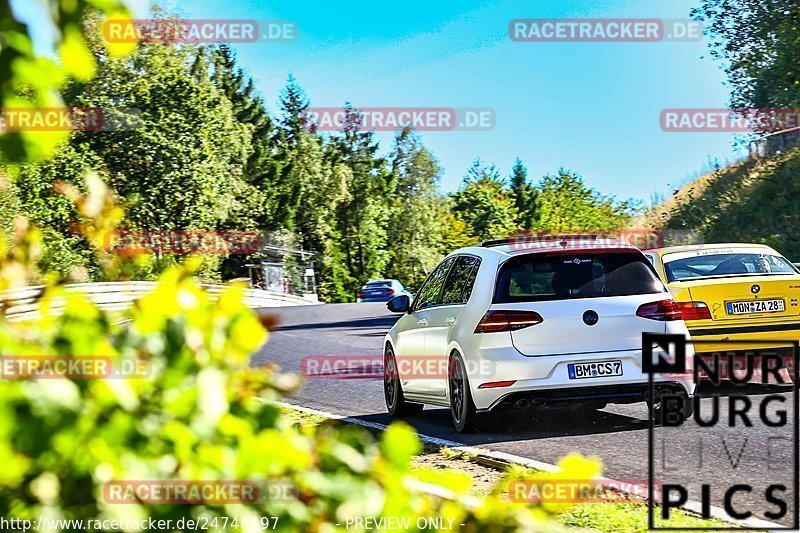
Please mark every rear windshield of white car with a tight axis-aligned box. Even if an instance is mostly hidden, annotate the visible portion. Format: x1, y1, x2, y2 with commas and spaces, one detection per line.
663, 252, 797, 282
494, 251, 665, 303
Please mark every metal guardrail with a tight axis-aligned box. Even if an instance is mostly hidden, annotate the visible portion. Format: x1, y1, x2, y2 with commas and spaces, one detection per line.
749, 126, 800, 159
0, 281, 316, 323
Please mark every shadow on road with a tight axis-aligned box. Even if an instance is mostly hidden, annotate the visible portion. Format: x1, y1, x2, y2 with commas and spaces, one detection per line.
273, 314, 399, 332
697, 382, 794, 397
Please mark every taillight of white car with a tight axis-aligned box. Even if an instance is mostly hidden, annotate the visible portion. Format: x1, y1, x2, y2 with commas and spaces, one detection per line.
474, 310, 544, 333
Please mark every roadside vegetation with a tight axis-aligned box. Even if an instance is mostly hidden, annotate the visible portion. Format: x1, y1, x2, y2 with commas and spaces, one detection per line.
1, 179, 612, 531
643, 1, 800, 259
282, 407, 733, 532
645, 146, 800, 260
0, 3, 613, 531
0, 0, 789, 531
1, 5, 635, 302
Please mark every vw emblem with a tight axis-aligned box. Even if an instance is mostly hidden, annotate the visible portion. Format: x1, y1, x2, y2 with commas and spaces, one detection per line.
582, 310, 599, 326
751, 284, 760, 294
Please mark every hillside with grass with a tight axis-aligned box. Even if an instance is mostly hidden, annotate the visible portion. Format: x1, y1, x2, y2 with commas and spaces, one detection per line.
644, 147, 800, 260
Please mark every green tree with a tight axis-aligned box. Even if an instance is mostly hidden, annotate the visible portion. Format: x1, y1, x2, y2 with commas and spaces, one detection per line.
211, 44, 280, 231
13, 14, 255, 282
329, 104, 391, 292
72, 40, 251, 231
0, 0, 131, 164
260, 74, 313, 230
210, 45, 293, 279
279, 73, 311, 147
438, 200, 478, 253
0, 176, 20, 241
509, 157, 538, 230
692, 1, 800, 111
451, 158, 520, 241
15, 145, 106, 279
293, 132, 354, 302
385, 130, 446, 287
534, 169, 634, 233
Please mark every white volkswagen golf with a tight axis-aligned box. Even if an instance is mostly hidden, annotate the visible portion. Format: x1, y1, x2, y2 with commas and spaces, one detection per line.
383, 236, 696, 432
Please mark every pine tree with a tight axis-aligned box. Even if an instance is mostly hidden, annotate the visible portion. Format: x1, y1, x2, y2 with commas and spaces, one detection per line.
279, 73, 311, 148
329, 103, 390, 285
465, 158, 501, 184
509, 157, 538, 229
210, 44, 284, 230
269, 74, 316, 230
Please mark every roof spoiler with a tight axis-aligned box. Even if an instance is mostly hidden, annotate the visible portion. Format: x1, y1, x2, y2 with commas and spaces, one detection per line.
481, 234, 601, 247
480, 239, 512, 247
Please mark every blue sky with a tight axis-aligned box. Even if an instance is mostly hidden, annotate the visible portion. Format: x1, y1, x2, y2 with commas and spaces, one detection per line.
14, 0, 743, 203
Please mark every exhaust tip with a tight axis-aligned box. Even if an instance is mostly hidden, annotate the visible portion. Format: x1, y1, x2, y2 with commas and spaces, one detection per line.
646, 387, 674, 399
532, 398, 547, 408
515, 398, 531, 409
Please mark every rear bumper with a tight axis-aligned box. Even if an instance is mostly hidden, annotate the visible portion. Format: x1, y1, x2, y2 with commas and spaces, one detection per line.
357, 296, 394, 303
688, 322, 800, 352
466, 345, 695, 410
487, 381, 689, 411
689, 322, 800, 338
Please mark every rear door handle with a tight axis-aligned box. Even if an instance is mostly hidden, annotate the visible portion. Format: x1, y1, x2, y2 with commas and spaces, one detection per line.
444, 317, 456, 325
417, 319, 428, 326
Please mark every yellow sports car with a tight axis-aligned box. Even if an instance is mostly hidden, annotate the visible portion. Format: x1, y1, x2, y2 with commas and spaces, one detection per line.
643, 243, 800, 380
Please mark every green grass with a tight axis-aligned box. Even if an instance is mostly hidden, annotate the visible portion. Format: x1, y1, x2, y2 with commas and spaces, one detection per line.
278, 406, 329, 427
644, 146, 800, 260
561, 501, 736, 532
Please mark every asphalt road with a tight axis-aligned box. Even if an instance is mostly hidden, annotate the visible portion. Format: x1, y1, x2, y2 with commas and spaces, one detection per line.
254, 302, 798, 527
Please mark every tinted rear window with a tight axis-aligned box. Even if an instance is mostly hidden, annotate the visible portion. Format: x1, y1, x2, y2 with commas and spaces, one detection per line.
494, 252, 665, 303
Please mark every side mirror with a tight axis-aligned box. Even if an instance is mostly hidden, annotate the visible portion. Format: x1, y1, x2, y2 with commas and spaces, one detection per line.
387, 295, 410, 313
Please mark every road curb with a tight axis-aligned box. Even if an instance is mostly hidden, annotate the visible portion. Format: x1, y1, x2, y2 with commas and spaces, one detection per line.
274, 400, 784, 530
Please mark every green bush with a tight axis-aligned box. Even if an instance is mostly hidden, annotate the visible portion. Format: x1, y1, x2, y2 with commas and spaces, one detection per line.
0, 242, 601, 531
